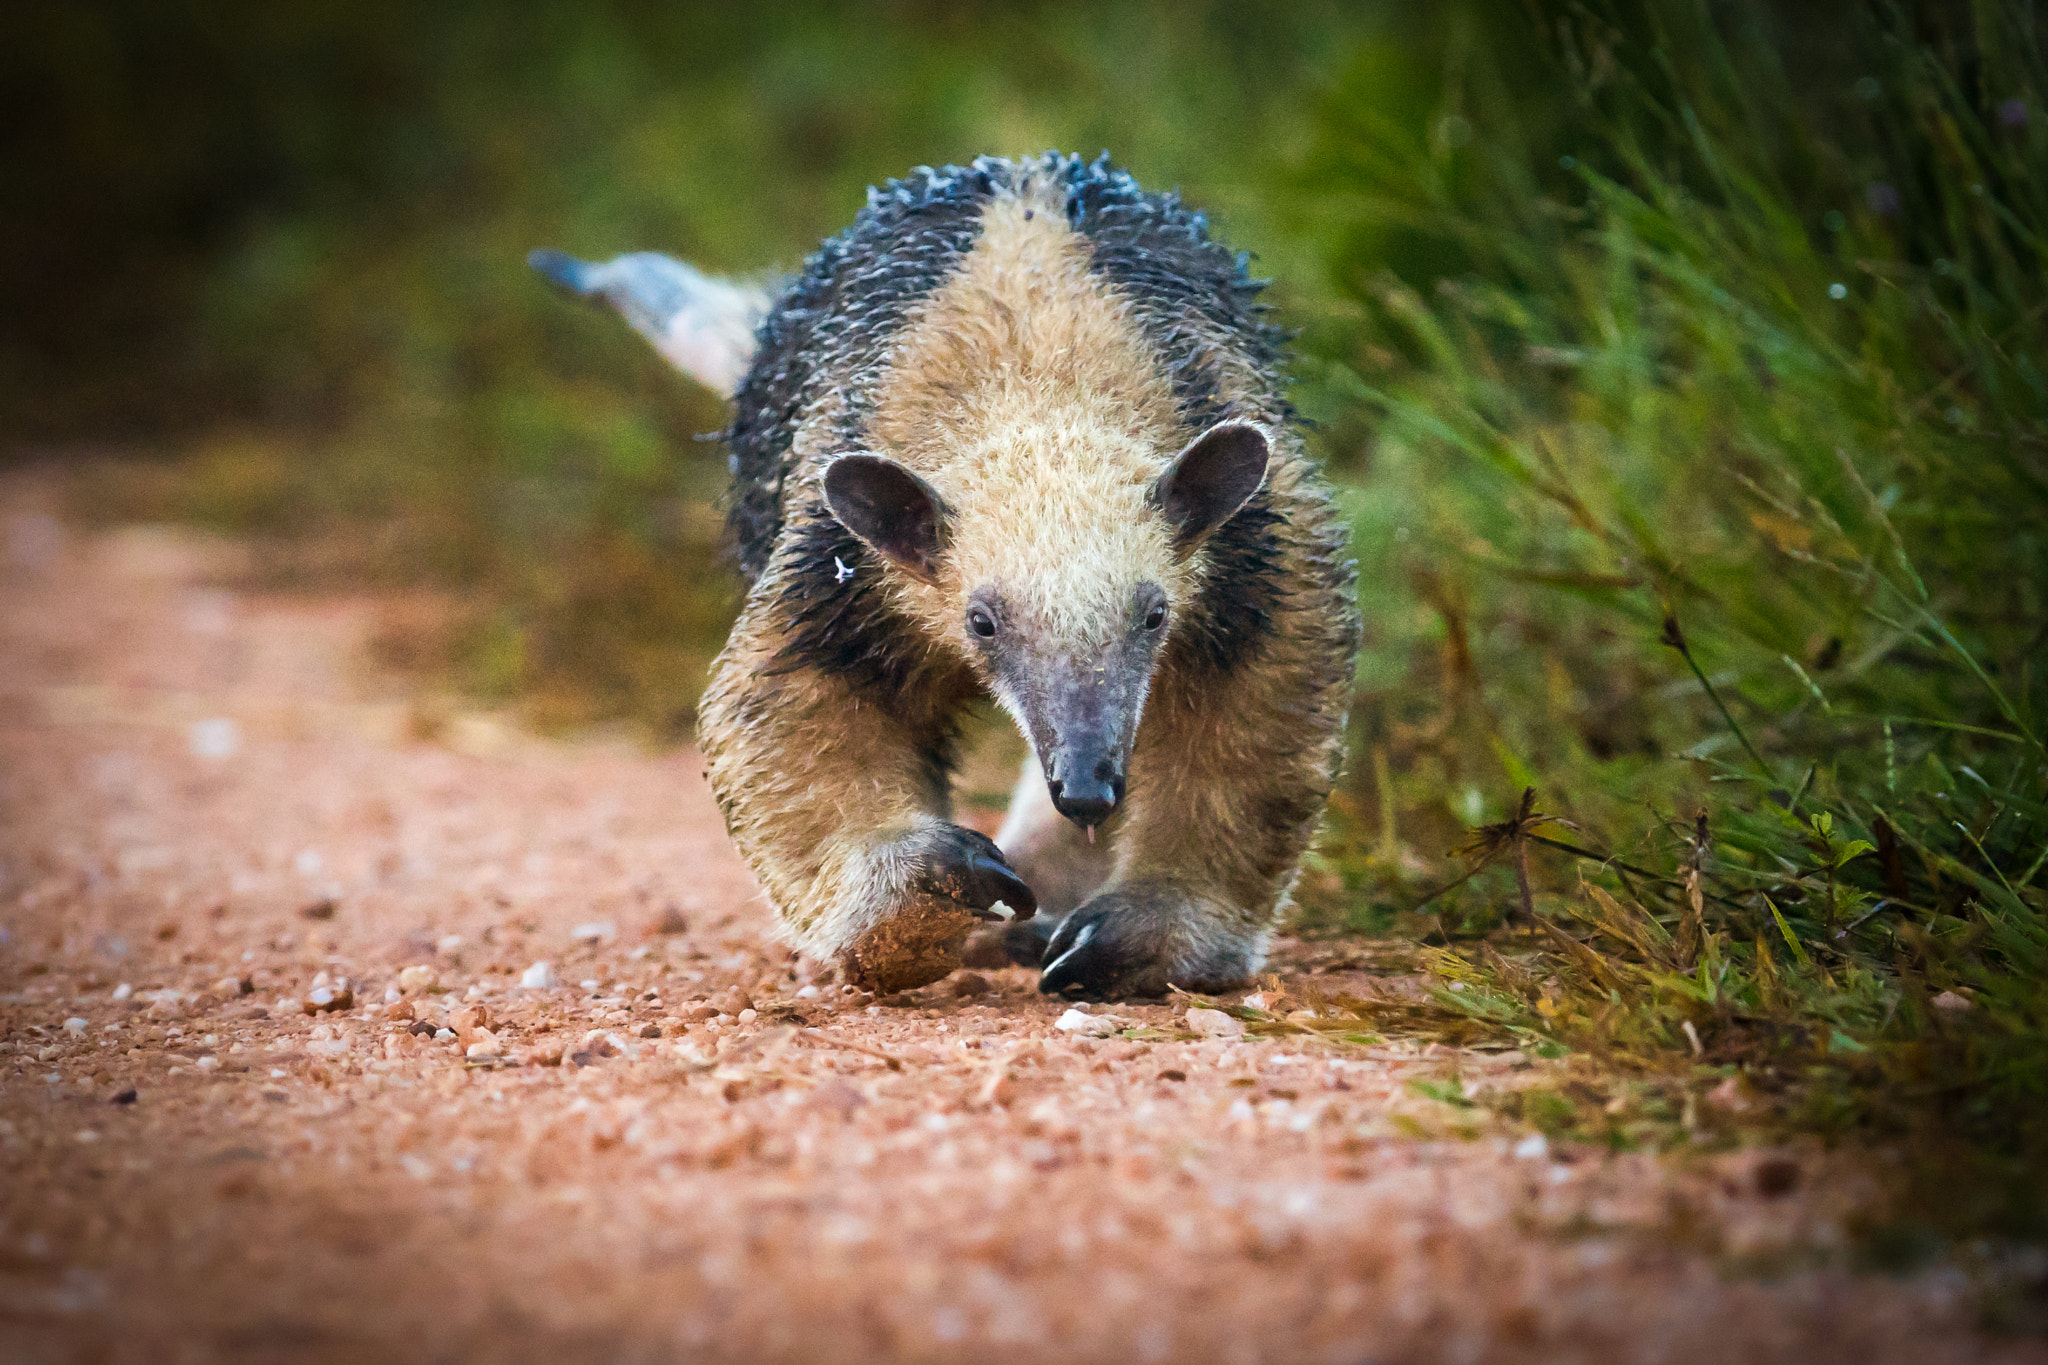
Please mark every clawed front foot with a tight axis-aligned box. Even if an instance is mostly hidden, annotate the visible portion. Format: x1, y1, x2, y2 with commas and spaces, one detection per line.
906, 825, 1038, 924
840, 825, 1037, 994
1037, 883, 1257, 1000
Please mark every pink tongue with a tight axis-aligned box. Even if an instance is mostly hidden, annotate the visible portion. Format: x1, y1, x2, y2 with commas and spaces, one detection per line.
1086, 825, 1096, 845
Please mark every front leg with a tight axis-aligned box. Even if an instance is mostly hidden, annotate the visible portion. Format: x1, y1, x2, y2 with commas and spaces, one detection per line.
698, 602, 1034, 994
1034, 701, 1333, 997
1039, 604, 1355, 999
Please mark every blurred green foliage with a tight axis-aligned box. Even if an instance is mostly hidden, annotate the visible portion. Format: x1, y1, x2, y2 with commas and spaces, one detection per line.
1285, 0, 2048, 1253
8, 0, 1396, 729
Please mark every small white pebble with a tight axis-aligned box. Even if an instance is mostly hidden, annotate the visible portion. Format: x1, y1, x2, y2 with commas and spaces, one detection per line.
75, 1130, 100, 1143
1184, 1007, 1245, 1039
1931, 990, 1974, 1012
736, 1008, 758, 1024
195, 1056, 220, 1071
580, 980, 600, 991
1513, 1133, 1549, 1160
384, 985, 402, 1004
519, 961, 560, 990
189, 717, 241, 759
795, 985, 821, 1000
110, 983, 132, 1002
1055, 1008, 1119, 1038
62, 1017, 87, 1036
397, 965, 438, 992
1241, 992, 1267, 1011
436, 935, 464, 955
433, 1028, 456, 1043
465, 1038, 502, 1060
570, 922, 615, 944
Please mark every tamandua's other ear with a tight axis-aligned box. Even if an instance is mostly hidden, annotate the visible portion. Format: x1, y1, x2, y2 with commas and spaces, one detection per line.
1153, 421, 1270, 548
823, 455, 950, 585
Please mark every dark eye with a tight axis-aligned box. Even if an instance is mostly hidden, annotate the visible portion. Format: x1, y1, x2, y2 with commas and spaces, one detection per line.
967, 606, 997, 639
1142, 602, 1167, 631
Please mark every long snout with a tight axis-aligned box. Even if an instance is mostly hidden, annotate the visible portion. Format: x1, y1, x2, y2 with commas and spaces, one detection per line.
1025, 652, 1147, 832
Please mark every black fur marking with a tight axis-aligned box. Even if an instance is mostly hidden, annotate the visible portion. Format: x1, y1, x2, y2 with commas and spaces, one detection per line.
766, 503, 929, 698
725, 163, 1003, 582
1048, 152, 1291, 432
1170, 493, 1290, 676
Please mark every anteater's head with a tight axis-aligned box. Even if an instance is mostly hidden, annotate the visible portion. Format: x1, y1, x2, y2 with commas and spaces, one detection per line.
823, 420, 1269, 832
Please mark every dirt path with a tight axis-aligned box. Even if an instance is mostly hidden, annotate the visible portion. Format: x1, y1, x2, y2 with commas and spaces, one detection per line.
0, 468, 2034, 1365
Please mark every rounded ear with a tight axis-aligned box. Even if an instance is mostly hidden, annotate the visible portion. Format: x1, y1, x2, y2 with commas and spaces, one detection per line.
823, 454, 949, 585
1153, 422, 1270, 548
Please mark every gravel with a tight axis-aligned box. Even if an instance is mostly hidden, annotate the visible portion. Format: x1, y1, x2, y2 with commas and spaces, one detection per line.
0, 484, 1999, 1365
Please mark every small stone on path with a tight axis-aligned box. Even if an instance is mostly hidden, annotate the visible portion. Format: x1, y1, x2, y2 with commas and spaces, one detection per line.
1184, 1008, 1244, 1039
1055, 1008, 1120, 1038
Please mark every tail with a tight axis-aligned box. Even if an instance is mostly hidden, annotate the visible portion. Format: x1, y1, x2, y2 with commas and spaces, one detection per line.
528, 249, 773, 399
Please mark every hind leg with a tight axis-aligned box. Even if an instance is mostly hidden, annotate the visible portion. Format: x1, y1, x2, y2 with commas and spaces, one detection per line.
978, 756, 1115, 964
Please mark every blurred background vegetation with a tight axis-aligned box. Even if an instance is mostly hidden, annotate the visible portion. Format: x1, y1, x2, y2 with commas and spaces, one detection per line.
8, 0, 2046, 1258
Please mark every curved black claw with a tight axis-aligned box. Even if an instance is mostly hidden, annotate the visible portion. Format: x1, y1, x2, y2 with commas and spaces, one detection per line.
910, 826, 1038, 923
1038, 897, 1172, 1000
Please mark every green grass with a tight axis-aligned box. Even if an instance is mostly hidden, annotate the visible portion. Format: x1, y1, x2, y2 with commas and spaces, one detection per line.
1285, 0, 2048, 1248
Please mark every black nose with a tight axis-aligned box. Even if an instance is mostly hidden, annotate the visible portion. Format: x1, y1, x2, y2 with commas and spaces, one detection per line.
1048, 754, 1123, 828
